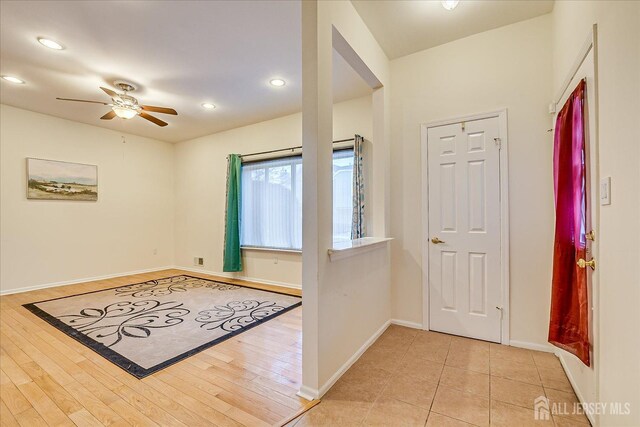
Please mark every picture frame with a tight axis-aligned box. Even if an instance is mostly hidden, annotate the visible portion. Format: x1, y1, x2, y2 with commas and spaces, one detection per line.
26, 158, 98, 201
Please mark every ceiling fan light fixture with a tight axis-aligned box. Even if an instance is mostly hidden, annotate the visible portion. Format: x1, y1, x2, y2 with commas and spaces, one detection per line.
441, 0, 459, 10
37, 37, 64, 50
112, 106, 138, 119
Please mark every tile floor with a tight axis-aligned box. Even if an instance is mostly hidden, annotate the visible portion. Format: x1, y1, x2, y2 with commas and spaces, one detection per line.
294, 325, 591, 426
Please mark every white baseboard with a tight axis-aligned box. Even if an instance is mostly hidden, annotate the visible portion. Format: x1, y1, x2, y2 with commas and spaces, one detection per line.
298, 319, 392, 400
509, 340, 556, 353
173, 265, 301, 290
296, 386, 318, 401
0, 266, 175, 296
391, 318, 423, 329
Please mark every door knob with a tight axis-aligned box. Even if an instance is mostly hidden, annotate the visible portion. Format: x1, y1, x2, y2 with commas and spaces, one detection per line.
431, 237, 445, 244
577, 258, 596, 270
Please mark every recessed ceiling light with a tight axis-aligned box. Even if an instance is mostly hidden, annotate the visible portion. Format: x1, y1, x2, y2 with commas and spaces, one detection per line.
441, 0, 459, 10
37, 37, 64, 50
201, 103, 216, 110
270, 79, 286, 87
1, 76, 25, 84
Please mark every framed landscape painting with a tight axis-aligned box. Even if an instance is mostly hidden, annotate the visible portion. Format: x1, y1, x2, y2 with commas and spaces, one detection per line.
27, 158, 98, 201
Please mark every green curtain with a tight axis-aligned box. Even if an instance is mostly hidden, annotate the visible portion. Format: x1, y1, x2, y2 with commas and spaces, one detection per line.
223, 154, 242, 272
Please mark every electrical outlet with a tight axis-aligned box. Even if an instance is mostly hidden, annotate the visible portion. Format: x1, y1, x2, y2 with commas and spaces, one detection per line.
274, 257, 278, 265
153, 248, 157, 255
194, 257, 204, 266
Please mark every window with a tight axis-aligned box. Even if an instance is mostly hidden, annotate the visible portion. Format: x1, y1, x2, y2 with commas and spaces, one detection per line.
332, 149, 354, 242
240, 149, 354, 251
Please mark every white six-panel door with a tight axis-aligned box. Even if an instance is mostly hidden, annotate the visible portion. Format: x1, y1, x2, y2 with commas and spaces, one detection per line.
427, 117, 502, 343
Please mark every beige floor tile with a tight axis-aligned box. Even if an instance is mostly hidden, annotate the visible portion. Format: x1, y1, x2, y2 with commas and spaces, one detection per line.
397, 355, 444, 383
532, 351, 562, 370
363, 398, 429, 426
379, 372, 438, 409
490, 343, 535, 365
296, 400, 372, 426
426, 412, 475, 426
446, 348, 490, 374
537, 366, 574, 393
324, 365, 391, 403
490, 357, 541, 385
383, 324, 420, 340
370, 338, 412, 353
374, 325, 418, 349
552, 414, 592, 426
490, 400, 554, 427
405, 340, 450, 364
312, 330, 580, 427
431, 385, 490, 427
414, 331, 453, 348
440, 366, 490, 397
545, 388, 591, 425
355, 346, 406, 373
449, 336, 490, 354
540, 377, 574, 394
536, 363, 567, 380
490, 376, 545, 409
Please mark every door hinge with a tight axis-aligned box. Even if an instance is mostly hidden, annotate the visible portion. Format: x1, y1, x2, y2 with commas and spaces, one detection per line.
494, 137, 502, 150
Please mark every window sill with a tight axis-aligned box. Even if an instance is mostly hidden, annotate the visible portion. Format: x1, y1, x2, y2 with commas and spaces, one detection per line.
241, 246, 302, 254
327, 237, 393, 262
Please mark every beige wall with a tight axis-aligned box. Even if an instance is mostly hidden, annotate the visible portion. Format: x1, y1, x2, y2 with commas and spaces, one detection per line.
0, 105, 175, 293
552, 2, 640, 426
0, 96, 371, 293
389, 15, 554, 346
173, 95, 372, 288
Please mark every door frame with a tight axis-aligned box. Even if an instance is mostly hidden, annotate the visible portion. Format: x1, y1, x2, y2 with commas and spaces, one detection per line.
420, 109, 510, 344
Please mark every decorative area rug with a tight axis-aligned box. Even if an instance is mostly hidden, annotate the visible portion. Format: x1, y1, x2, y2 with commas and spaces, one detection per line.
23, 275, 301, 378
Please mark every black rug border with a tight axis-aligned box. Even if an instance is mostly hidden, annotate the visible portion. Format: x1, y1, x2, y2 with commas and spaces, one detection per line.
22, 274, 302, 379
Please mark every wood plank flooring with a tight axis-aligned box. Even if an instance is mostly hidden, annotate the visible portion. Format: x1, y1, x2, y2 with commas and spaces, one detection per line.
0, 269, 306, 426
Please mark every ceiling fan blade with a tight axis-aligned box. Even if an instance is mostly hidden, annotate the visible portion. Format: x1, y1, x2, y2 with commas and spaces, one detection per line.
140, 105, 178, 115
139, 111, 168, 127
100, 110, 116, 120
56, 97, 110, 105
100, 86, 122, 101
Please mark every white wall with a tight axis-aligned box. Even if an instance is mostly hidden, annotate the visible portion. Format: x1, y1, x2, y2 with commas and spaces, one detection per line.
389, 15, 554, 347
301, 0, 391, 398
0, 105, 175, 294
173, 95, 372, 288
552, 2, 640, 426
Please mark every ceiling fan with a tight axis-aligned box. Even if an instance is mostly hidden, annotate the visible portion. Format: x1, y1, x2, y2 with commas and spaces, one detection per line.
56, 81, 177, 127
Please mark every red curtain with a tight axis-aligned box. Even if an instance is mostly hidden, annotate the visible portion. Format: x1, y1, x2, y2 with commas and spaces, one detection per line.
549, 79, 590, 366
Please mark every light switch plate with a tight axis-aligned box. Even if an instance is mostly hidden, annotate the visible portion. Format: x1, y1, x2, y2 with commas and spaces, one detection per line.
600, 177, 611, 205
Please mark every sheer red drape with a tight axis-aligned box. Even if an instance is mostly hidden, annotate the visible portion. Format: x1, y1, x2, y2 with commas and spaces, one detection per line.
549, 79, 590, 366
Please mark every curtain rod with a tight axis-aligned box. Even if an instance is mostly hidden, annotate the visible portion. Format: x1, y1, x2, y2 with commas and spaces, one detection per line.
237, 137, 357, 159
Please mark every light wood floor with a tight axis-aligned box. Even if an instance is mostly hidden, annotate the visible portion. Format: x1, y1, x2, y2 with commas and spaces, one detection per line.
0, 269, 306, 427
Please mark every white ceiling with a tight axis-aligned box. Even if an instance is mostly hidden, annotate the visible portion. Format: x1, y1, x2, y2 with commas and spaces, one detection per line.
351, 0, 554, 59
0, 1, 371, 143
